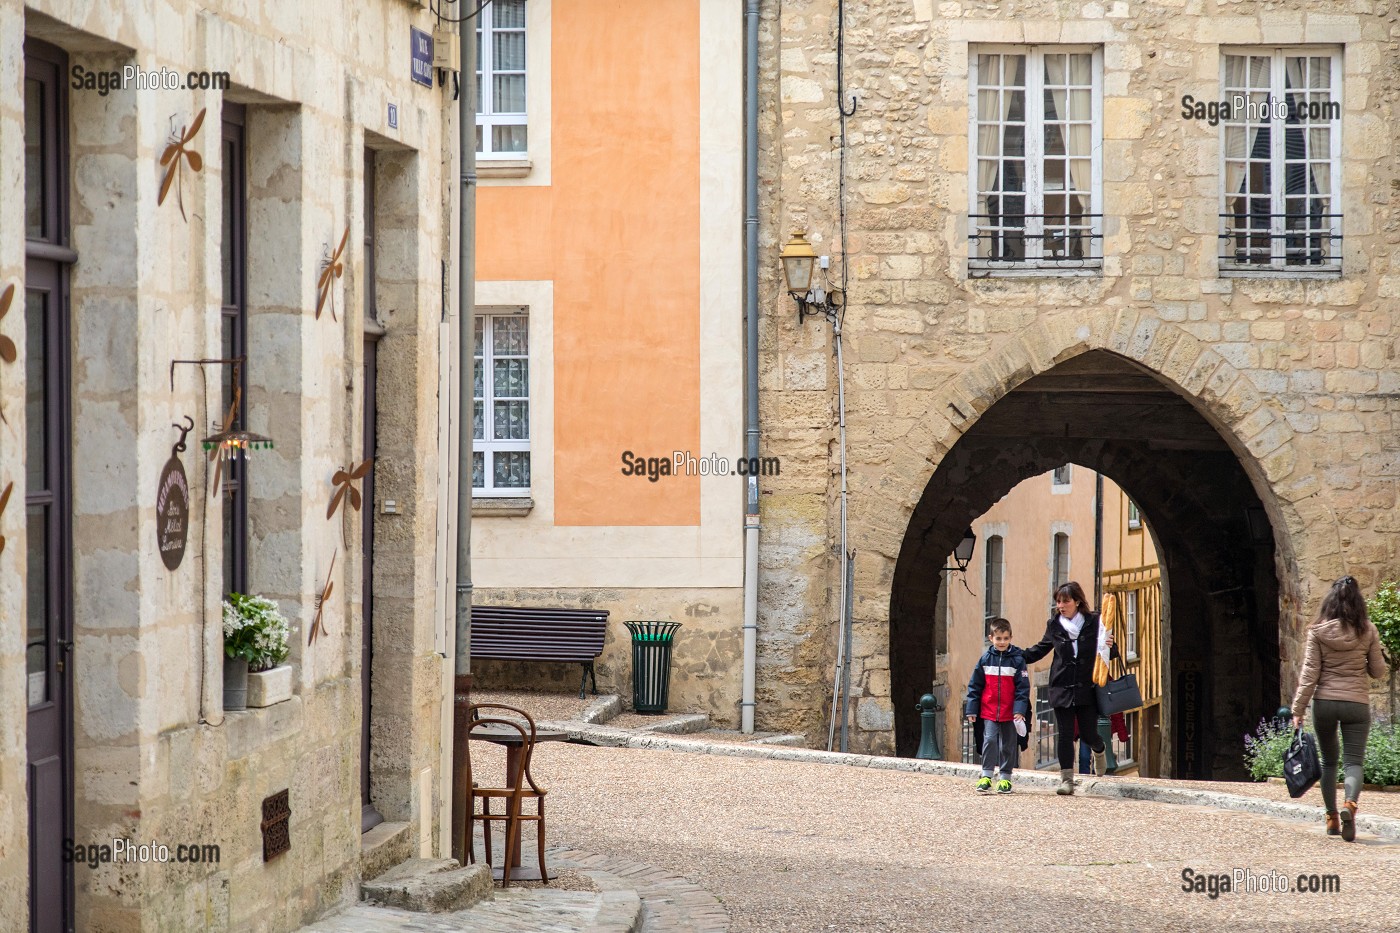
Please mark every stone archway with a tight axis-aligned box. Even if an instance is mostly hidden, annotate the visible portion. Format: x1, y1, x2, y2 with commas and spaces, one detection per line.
850, 312, 1327, 772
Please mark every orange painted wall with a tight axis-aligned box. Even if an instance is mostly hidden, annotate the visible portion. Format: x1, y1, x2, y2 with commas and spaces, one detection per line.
476, 0, 702, 526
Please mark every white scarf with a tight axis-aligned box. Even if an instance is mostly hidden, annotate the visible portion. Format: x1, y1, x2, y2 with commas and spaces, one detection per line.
1059, 612, 1085, 656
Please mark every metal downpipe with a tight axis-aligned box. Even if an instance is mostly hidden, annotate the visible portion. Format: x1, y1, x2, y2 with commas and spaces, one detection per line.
741, 0, 761, 734
450, 8, 478, 866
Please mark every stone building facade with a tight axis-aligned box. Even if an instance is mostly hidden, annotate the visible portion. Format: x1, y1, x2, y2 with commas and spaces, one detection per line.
2, 1, 455, 929
755, 0, 1400, 775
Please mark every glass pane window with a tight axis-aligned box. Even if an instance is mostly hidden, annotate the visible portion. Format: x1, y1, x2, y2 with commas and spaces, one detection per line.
1220, 50, 1340, 271
1052, 534, 1070, 590
26, 505, 48, 706
25, 290, 47, 493
476, 0, 527, 156
221, 115, 248, 596
472, 312, 531, 496
24, 78, 45, 239
1126, 591, 1139, 658
983, 535, 1004, 621
971, 46, 1101, 272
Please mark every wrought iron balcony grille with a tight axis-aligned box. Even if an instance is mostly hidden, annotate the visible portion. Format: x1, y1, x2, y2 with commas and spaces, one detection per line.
969, 213, 1103, 274
1218, 211, 1342, 272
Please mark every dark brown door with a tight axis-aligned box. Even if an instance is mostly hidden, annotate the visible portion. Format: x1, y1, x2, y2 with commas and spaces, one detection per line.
25, 38, 74, 933
361, 150, 384, 833
361, 332, 382, 833
25, 261, 73, 933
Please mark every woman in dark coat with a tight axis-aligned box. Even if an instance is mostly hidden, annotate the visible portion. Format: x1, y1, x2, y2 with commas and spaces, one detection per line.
1021, 581, 1117, 795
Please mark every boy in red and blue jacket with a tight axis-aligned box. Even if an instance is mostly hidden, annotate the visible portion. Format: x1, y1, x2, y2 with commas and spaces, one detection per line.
965, 618, 1031, 793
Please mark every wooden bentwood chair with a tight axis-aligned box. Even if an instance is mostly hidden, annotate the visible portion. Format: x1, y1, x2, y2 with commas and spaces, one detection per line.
464, 703, 548, 886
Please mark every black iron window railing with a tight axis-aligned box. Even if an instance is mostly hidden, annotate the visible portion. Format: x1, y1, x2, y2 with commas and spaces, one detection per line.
1218, 211, 1342, 271
969, 213, 1103, 273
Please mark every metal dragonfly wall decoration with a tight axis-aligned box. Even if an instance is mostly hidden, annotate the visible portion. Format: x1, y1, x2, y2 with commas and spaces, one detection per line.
158, 107, 207, 223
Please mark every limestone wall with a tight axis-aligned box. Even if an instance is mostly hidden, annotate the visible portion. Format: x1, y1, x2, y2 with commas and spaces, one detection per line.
471, 587, 746, 725
0, 3, 31, 926
758, 0, 1400, 754
2, 0, 452, 928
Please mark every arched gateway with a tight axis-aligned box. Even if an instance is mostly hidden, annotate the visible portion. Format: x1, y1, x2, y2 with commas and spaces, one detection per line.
848, 313, 1327, 776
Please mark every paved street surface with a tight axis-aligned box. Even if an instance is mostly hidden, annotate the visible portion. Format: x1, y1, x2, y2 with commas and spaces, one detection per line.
305, 725, 1400, 933
530, 741, 1399, 933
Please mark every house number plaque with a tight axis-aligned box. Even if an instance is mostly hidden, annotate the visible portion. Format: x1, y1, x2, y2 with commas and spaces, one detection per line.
157, 418, 193, 571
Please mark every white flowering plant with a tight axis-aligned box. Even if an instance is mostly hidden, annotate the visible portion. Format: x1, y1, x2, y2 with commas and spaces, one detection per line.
222, 593, 291, 672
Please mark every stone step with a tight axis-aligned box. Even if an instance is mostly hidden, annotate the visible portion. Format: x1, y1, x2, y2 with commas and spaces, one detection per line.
749, 733, 808, 747
637, 713, 710, 735
582, 694, 623, 724
304, 888, 640, 933
361, 858, 493, 913
359, 820, 413, 882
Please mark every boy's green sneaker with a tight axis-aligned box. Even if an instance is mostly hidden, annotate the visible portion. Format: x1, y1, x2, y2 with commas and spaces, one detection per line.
976, 777, 993, 793
996, 779, 1012, 794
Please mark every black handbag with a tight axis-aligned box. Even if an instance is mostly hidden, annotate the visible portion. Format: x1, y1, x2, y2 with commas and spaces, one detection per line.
1283, 729, 1322, 799
1095, 653, 1143, 715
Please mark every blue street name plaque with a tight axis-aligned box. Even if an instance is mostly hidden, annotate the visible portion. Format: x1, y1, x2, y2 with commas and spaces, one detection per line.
411, 27, 434, 88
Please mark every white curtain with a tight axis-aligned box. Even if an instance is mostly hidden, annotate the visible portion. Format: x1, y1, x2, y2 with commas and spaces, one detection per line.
1222, 56, 1265, 199
975, 55, 1022, 257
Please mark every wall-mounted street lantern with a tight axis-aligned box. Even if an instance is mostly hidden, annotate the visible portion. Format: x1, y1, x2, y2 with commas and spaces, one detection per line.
779, 232, 844, 324
943, 528, 977, 573
169, 357, 275, 497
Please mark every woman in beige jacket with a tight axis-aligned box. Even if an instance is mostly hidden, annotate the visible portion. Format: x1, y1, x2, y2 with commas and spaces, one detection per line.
1290, 576, 1388, 841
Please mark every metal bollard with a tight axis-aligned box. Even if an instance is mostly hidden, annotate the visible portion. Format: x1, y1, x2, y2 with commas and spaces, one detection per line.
915, 693, 942, 760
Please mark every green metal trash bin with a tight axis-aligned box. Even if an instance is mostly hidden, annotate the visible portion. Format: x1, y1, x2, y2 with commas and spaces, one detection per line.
625, 621, 681, 714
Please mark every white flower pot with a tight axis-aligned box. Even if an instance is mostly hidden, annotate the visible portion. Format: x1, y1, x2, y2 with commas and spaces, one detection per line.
246, 665, 293, 708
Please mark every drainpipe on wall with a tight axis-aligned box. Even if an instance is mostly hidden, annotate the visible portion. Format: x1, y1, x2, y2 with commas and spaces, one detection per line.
740, 0, 761, 734
449, 5, 478, 866
1094, 472, 1104, 605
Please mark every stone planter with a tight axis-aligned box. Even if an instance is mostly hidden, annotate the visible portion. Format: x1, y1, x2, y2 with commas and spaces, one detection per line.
223, 656, 249, 711
247, 665, 293, 708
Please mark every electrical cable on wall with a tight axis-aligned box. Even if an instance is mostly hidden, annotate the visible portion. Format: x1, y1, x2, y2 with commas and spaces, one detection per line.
825, 0, 859, 752
429, 0, 497, 25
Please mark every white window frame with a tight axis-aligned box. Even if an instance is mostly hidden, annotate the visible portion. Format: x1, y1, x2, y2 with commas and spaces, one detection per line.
476, 0, 528, 159
1125, 590, 1139, 660
1127, 498, 1142, 531
1217, 47, 1342, 275
1051, 532, 1070, 592
473, 308, 531, 497
968, 45, 1104, 276
1051, 464, 1072, 492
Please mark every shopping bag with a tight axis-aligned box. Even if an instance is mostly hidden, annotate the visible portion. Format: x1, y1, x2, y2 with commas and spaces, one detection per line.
1282, 729, 1322, 799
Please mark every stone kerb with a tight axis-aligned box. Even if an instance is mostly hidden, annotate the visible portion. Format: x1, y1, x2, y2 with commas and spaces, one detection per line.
843, 311, 1313, 752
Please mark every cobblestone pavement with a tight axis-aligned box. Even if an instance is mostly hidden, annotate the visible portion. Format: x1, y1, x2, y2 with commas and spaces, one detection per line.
529, 741, 1400, 933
